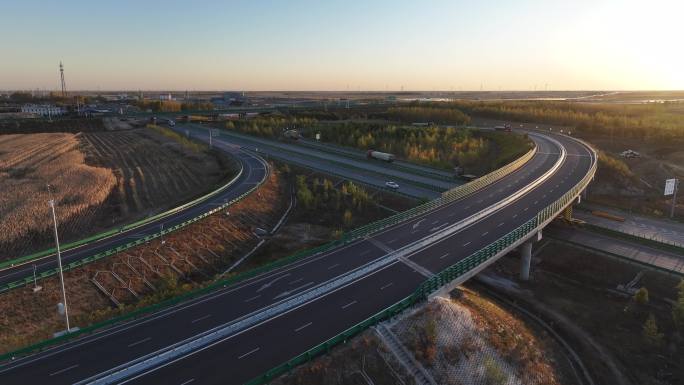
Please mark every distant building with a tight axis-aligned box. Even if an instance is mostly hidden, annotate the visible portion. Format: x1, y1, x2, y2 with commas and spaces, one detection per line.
21, 104, 66, 117
211, 91, 247, 107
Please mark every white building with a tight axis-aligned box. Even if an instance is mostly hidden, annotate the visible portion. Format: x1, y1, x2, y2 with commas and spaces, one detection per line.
21, 104, 66, 117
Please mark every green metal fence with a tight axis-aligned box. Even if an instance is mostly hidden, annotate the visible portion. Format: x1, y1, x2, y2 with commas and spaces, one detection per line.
244, 141, 596, 385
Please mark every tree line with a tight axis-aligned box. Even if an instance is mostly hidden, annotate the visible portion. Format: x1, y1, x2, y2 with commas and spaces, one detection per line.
445, 100, 684, 141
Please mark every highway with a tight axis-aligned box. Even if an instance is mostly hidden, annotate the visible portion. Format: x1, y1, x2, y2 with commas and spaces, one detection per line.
0, 142, 269, 292
0, 130, 595, 385
182, 125, 455, 199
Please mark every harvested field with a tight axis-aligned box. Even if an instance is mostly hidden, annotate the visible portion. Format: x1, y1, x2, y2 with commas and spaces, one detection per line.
0, 133, 117, 259
0, 127, 236, 260
0, 167, 285, 353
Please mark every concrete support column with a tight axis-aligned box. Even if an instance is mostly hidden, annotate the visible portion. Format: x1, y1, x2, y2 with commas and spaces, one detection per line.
519, 241, 533, 281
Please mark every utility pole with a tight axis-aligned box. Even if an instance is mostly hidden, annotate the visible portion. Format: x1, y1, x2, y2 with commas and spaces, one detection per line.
671, 179, 679, 218
48, 188, 70, 332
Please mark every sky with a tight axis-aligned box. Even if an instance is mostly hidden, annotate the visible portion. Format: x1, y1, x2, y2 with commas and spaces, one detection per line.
1, 0, 683, 91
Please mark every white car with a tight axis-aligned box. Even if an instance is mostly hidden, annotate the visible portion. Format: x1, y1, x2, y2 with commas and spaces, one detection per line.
385, 181, 399, 189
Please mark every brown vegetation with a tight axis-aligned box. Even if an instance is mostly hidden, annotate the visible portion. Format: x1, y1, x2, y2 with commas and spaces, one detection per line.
0, 127, 236, 260
0, 133, 117, 259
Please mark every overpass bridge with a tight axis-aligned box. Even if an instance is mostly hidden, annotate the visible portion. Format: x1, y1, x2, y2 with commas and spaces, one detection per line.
0, 128, 596, 385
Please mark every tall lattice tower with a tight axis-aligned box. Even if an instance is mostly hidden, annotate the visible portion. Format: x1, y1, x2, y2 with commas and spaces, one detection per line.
59, 61, 67, 97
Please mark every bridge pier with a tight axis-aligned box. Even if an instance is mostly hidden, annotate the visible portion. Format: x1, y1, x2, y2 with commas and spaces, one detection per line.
519, 241, 533, 281
520, 230, 542, 281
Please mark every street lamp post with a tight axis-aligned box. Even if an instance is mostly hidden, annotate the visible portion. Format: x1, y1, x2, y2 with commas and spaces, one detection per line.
48, 197, 71, 332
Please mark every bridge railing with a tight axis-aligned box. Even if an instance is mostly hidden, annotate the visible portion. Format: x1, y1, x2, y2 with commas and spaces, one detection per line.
244, 139, 596, 385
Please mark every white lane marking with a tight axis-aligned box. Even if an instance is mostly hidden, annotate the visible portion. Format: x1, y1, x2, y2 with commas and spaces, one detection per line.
439, 253, 450, 259
386, 238, 397, 244
327, 263, 340, 270
294, 322, 313, 332
288, 278, 303, 285
238, 347, 260, 359
412, 219, 426, 229
244, 295, 261, 303
360, 249, 371, 256
524, 207, 529, 211
429, 223, 450, 232
464, 205, 471, 210
380, 282, 394, 290
476, 199, 483, 203
341, 300, 357, 309
482, 231, 489, 236
274, 281, 314, 300
256, 273, 291, 293
498, 222, 504, 227
462, 241, 471, 247
513, 214, 518, 218
49, 364, 79, 376
431, 220, 440, 225
127, 337, 151, 348
191, 314, 211, 324
180, 379, 195, 385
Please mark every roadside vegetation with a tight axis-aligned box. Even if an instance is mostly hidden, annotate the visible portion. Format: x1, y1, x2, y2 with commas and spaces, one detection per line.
448, 100, 684, 141
308, 122, 531, 174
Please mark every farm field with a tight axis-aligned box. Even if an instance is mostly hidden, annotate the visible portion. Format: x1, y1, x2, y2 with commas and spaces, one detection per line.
0, 128, 236, 261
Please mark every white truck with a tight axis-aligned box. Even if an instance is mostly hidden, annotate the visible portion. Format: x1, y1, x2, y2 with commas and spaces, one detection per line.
367, 150, 395, 163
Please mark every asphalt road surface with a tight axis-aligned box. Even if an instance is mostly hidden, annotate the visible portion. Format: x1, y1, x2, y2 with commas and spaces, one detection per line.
0, 131, 595, 385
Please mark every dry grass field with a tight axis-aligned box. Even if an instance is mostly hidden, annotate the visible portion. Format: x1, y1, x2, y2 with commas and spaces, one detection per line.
0, 133, 117, 259
0, 128, 235, 260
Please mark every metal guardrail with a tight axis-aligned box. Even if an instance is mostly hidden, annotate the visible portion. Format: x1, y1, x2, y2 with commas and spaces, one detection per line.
0, 132, 538, 362
244, 137, 597, 385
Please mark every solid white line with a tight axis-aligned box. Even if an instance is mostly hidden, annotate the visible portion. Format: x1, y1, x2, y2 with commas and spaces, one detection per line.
49, 364, 79, 376
238, 347, 260, 359
127, 337, 151, 348
482, 231, 489, 236
380, 282, 394, 290
439, 253, 450, 259
294, 322, 313, 332
327, 263, 340, 270
180, 379, 195, 385
462, 241, 471, 247
190, 314, 212, 324
244, 295, 261, 303
341, 300, 357, 309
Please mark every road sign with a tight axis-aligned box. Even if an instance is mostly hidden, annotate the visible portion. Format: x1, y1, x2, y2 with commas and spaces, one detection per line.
665, 178, 677, 196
